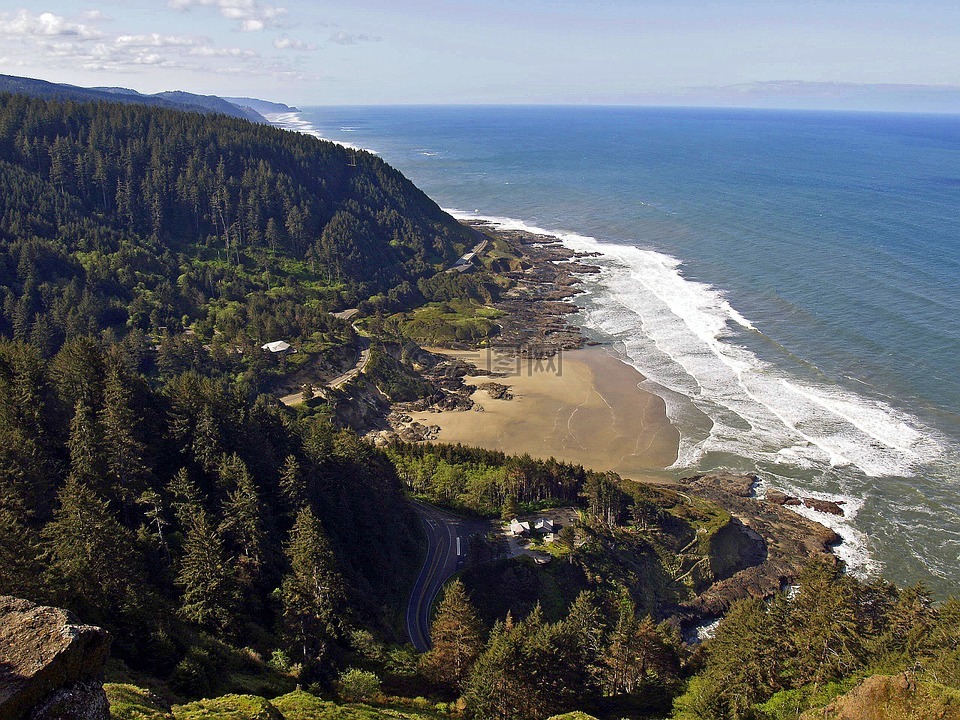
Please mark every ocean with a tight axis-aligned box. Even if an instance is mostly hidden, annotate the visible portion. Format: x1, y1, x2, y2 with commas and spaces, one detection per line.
279, 106, 960, 595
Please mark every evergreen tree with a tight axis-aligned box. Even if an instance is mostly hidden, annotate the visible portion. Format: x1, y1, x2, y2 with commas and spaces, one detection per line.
463, 618, 528, 720
0, 493, 42, 597
67, 399, 102, 489
99, 358, 149, 505
218, 453, 265, 581
877, 582, 936, 658
785, 561, 864, 688
422, 579, 484, 691
41, 475, 143, 620
699, 596, 785, 719
175, 506, 238, 631
279, 506, 346, 669
278, 454, 306, 515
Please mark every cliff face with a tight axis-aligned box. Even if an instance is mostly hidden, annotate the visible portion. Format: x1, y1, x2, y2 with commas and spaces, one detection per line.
0, 596, 111, 720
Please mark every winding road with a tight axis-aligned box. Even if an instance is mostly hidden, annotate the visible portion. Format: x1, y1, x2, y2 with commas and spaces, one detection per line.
406, 501, 490, 651
280, 330, 370, 406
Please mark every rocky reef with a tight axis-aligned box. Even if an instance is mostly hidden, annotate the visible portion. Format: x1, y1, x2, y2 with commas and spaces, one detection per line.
677, 473, 842, 620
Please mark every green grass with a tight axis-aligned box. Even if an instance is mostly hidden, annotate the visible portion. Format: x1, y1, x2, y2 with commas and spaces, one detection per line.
172, 694, 282, 720
106, 683, 175, 720
393, 301, 504, 345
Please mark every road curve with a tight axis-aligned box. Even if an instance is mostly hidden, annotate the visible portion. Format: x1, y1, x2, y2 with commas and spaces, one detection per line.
280, 334, 370, 406
406, 500, 489, 651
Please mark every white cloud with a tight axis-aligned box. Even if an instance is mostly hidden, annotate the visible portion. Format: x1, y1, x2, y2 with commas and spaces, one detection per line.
328, 31, 380, 46
0, 10, 103, 39
273, 36, 316, 51
188, 45, 258, 58
168, 0, 287, 32
80, 10, 111, 23
116, 33, 202, 48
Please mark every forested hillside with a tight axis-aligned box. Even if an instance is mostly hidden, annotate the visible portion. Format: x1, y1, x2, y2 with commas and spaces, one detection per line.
0, 92, 455, 697
0, 92, 475, 358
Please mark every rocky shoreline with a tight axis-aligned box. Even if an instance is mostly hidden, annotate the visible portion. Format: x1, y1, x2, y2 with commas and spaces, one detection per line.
467, 221, 596, 357
675, 472, 842, 622
373, 221, 599, 443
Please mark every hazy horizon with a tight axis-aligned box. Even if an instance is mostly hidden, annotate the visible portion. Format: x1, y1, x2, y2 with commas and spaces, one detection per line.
2, 1, 960, 113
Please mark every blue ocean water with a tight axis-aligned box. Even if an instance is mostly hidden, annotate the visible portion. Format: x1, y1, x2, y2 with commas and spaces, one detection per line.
289, 106, 960, 594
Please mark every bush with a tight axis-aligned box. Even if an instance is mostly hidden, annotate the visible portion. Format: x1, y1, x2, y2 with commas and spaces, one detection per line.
170, 647, 219, 698
267, 649, 292, 673
337, 668, 381, 703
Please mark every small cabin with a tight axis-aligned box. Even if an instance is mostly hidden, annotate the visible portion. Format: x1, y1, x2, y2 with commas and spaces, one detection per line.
535, 518, 555, 533
509, 518, 531, 536
261, 340, 293, 356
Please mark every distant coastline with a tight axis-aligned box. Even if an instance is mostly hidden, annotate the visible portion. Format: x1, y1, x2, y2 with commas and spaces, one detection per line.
263, 110, 369, 152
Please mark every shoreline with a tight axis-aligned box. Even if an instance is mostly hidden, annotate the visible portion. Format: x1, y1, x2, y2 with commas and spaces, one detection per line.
266, 112, 892, 585
403, 345, 682, 483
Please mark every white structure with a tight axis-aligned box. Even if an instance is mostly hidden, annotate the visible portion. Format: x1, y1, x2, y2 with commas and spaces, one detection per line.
535, 518, 555, 533
261, 340, 292, 354
509, 518, 531, 536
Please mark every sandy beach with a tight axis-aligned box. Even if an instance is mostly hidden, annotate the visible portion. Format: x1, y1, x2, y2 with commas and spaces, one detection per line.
408, 346, 680, 482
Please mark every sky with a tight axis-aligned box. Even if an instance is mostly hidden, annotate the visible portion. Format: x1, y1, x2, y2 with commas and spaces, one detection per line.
1, 0, 960, 111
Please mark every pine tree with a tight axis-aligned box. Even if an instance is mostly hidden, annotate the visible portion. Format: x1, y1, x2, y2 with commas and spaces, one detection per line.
463, 618, 526, 720
218, 453, 265, 582
99, 359, 149, 505
0, 493, 41, 597
67, 400, 102, 488
280, 506, 346, 669
278, 454, 306, 514
41, 475, 142, 619
175, 505, 238, 631
422, 579, 485, 691
785, 560, 864, 688
701, 596, 784, 719
500, 495, 519, 521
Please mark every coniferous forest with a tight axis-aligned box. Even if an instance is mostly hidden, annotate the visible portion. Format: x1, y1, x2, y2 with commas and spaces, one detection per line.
0, 91, 959, 720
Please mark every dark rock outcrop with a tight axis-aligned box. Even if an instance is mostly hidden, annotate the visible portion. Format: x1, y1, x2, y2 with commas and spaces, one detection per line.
803, 497, 846, 516
0, 596, 111, 720
678, 473, 841, 621
476, 382, 513, 400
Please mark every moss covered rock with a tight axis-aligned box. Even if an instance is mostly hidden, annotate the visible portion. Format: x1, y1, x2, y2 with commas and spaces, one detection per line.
172, 694, 282, 720
105, 683, 174, 720
800, 675, 960, 720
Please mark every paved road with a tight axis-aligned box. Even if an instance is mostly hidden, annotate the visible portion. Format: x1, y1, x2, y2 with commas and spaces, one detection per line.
447, 239, 488, 273
406, 501, 490, 651
280, 334, 370, 406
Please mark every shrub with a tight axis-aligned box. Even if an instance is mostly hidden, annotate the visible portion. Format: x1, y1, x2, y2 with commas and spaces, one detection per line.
337, 668, 381, 703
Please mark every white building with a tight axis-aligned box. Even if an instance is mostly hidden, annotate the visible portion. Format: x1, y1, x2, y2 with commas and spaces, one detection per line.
509, 518, 531, 536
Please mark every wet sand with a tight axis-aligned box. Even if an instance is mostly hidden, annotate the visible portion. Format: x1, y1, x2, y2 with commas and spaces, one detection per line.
410, 347, 680, 482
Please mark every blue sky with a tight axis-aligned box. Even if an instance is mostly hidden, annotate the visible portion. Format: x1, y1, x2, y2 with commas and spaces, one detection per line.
1, 0, 959, 110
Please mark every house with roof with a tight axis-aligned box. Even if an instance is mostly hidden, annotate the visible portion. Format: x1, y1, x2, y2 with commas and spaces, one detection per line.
261, 340, 294, 356
509, 518, 531, 536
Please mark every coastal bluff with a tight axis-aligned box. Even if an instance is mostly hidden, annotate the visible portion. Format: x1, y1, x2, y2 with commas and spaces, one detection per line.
0, 596, 111, 720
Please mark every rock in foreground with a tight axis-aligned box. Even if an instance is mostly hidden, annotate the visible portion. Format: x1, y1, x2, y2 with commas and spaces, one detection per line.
801, 674, 960, 719
0, 596, 111, 720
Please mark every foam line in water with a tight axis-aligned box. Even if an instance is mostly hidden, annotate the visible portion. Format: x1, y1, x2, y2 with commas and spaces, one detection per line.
447, 208, 945, 481
264, 111, 373, 153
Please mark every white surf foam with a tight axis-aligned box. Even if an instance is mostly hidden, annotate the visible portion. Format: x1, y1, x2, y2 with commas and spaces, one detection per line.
567, 235, 944, 479
264, 111, 372, 152
447, 208, 950, 576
